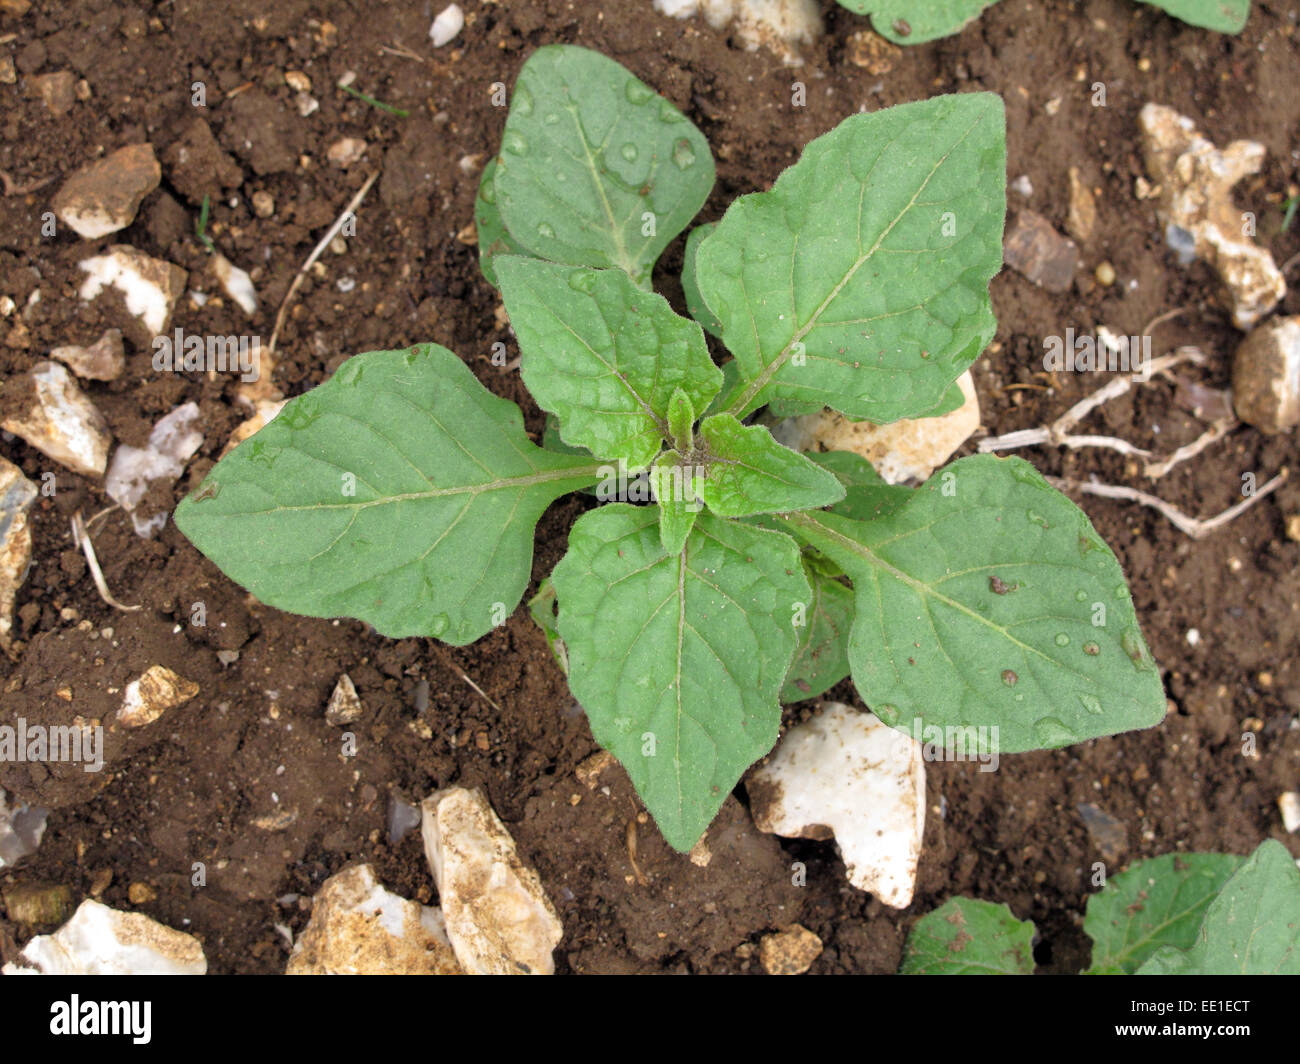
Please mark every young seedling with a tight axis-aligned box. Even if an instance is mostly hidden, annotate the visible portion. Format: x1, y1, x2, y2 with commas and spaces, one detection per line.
840, 0, 1250, 42
900, 840, 1300, 974
177, 45, 1166, 854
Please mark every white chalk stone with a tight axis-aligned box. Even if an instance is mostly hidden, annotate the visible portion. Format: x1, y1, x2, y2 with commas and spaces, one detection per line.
3, 899, 206, 974
2, 361, 112, 477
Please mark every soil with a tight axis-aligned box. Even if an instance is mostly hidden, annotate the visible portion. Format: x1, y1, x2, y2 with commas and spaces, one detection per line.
2, 0, 1299, 975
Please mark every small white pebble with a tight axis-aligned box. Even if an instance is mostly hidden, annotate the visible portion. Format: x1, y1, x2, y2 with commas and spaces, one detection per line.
1280, 792, 1300, 834
1185, 628, 1200, 646
430, 3, 464, 47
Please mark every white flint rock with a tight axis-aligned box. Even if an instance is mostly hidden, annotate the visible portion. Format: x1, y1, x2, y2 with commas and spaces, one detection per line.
2, 361, 112, 477
212, 253, 258, 316
769, 370, 979, 484
117, 665, 199, 728
221, 397, 286, 457
50, 328, 125, 381
325, 673, 363, 726
52, 143, 161, 240
747, 701, 925, 908
78, 246, 186, 336
0, 457, 37, 652
654, 0, 822, 62
286, 864, 462, 975
429, 4, 464, 47
1280, 793, 1300, 835
105, 402, 204, 537
0, 788, 48, 870
1138, 104, 1285, 330
421, 787, 563, 974
3, 899, 206, 974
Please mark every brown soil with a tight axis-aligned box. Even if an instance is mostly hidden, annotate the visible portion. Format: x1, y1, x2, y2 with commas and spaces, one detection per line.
1, 0, 1298, 974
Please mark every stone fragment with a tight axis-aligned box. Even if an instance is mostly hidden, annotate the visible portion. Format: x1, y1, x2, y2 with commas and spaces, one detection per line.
52, 144, 160, 239
50, 328, 124, 381
3, 882, 75, 926
653, 0, 823, 63
1077, 802, 1127, 863
29, 71, 75, 116
747, 702, 925, 908
1067, 166, 1096, 243
846, 28, 900, 74
78, 245, 186, 337
161, 117, 243, 205
327, 137, 367, 168
430, 4, 464, 46
287, 864, 462, 975
770, 370, 979, 484
105, 403, 204, 537
1231, 316, 1300, 434
0, 458, 37, 652
1004, 209, 1078, 292
421, 787, 563, 974
116, 665, 199, 728
2, 361, 111, 476
0, 789, 47, 869
325, 673, 363, 726
212, 253, 257, 315
3, 899, 207, 974
221, 398, 286, 457
759, 924, 823, 975
1279, 792, 1300, 835
1138, 103, 1285, 330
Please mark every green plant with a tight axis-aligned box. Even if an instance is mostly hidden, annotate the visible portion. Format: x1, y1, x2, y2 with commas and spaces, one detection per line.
900, 840, 1300, 974
176, 45, 1166, 853
838, 0, 1250, 43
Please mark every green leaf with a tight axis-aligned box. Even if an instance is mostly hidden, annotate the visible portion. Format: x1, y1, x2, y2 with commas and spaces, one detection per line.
1083, 853, 1245, 974
778, 454, 1166, 753
838, 0, 1002, 44
650, 451, 703, 555
682, 222, 723, 338
494, 44, 715, 287
900, 898, 1036, 974
782, 559, 855, 702
551, 505, 810, 851
698, 93, 1004, 422
474, 158, 525, 289
528, 576, 568, 675
666, 387, 695, 454
697, 414, 845, 517
175, 345, 601, 645
496, 257, 722, 470
810, 451, 912, 522
1137, 841, 1300, 975
1136, 0, 1249, 33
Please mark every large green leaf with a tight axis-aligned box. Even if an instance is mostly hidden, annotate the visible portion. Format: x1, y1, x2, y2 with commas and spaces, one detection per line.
1137, 0, 1249, 33
837, 1, 1002, 44
494, 44, 715, 287
496, 257, 721, 470
900, 897, 1036, 974
782, 560, 855, 702
696, 414, 844, 517
1083, 853, 1245, 974
698, 93, 1004, 422
551, 505, 809, 851
474, 157, 525, 289
1137, 841, 1300, 974
779, 455, 1166, 753
175, 345, 601, 645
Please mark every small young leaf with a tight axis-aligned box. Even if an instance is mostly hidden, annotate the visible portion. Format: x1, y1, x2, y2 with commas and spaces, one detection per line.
551, 505, 810, 851
681, 222, 723, 337
838, 1, 1002, 44
779, 454, 1166, 753
666, 387, 695, 454
697, 414, 845, 517
698, 93, 1004, 422
650, 451, 702, 555
1136, 840, 1300, 975
494, 44, 715, 287
528, 577, 568, 675
496, 257, 722, 469
175, 345, 601, 645
1136, 0, 1249, 33
900, 897, 1036, 975
782, 560, 855, 702
474, 158, 525, 289
1083, 853, 1244, 974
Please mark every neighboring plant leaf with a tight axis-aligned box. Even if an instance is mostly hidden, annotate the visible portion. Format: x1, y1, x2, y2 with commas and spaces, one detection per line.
541, 413, 591, 458
782, 559, 855, 702
551, 505, 810, 851
697, 413, 845, 517
838, 0, 1002, 44
494, 44, 715, 287
1136, 0, 1249, 33
809, 451, 912, 522
900, 897, 1036, 974
682, 222, 723, 337
698, 93, 1004, 422
1136, 840, 1300, 975
1083, 853, 1245, 974
474, 157, 525, 289
496, 257, 722, 470
778, 454, 1166, 753
650, 451, 703, 555
175, 345, 601, 645
528, 577, 568, 675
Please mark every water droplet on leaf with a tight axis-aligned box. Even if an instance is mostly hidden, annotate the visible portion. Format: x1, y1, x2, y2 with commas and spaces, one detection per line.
1033, 717, 1077, 746
1054, 632, 1070, 647
1078, 694, 1103, 716
620, 142, 638, 162
671, 139, 695, 170
502, 130, 528, 156
513, 86, 534, 116
873, 703, 900, 726
625, 80, 654, 105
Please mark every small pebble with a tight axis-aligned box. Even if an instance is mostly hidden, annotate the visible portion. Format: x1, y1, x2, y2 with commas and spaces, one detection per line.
1094, 261, 1115, 286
